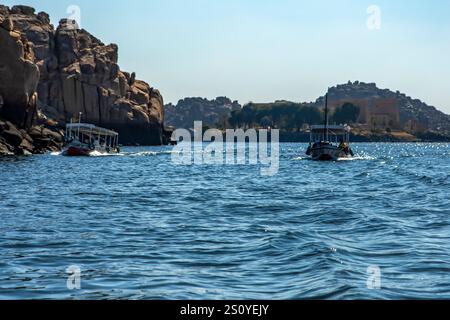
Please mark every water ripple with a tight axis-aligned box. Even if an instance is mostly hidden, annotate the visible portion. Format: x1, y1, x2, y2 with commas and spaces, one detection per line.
1, 143, 449, 299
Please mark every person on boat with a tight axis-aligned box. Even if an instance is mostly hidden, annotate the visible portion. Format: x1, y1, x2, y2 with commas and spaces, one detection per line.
339, 139, 347, 150
306, 144, 312, 155
338, 138, 354, 156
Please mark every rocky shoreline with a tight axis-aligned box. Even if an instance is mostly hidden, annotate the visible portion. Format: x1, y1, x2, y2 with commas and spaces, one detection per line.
0, 120, 62, 155
0, 5, 168, 155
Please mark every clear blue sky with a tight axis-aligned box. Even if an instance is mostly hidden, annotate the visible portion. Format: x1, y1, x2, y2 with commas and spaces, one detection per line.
4, 0, 450, 113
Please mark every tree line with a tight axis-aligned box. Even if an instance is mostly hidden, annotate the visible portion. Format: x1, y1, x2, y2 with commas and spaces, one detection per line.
227, 102, 360, 131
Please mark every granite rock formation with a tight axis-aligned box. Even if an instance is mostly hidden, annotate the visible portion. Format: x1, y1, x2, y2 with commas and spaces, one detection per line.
0, 6, 62, 155
1, 5, 166, 148
165, 97, 241, 129
0, 11, 39, 127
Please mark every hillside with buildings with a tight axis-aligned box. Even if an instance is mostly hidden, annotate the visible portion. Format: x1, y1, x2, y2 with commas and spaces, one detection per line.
222, 81, 450, 142
165, 82, 450, 141
313, 81, 450, 137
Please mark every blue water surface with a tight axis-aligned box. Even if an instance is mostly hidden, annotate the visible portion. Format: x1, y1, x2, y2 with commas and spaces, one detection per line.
0, 143, 449, 299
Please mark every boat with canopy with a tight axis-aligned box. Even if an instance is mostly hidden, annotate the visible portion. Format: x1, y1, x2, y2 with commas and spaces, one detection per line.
62, 115, 120, 156
306, 91, 354, 161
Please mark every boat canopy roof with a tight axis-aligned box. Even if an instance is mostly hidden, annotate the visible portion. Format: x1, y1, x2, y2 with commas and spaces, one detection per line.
310, 124, 351, 133
66, 123, 118, 136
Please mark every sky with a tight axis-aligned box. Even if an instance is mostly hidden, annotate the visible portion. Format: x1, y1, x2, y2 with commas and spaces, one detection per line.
3, 0, 450, 113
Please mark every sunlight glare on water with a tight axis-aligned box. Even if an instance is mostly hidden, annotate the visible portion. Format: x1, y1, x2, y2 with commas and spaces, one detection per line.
0, 143, 449, 299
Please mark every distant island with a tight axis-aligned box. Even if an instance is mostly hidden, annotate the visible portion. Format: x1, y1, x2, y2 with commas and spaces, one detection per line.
0, 5, 169, 155
165, 97, 241, 129
165, 81, 450, 142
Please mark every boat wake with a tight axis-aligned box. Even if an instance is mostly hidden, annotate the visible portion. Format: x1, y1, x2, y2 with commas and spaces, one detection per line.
51, 149, 176, 157
294, 155, 375, 161
293, 156, 309, 161
126, 150, 175, 157
50, 150, 121, 157
89, 150, 121, 157
337, 155, 375, 161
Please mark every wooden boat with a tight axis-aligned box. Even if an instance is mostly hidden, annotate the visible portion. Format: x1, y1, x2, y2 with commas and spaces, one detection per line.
62, 120, 120, 156
306, 91, 354, 161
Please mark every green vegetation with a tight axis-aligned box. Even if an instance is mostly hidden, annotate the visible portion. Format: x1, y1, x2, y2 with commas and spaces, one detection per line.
331, 103, 360, 124
227, 101, 362, 131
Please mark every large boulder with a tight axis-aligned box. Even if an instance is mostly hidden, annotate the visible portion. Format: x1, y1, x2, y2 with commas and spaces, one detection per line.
10, 5, 36, 16
1, 121, 23, 146
0, 119, 62, 155
5, 7, 166, 145
0, 14, 39, 128
0, 6, 63, 155
0, 5, 10, 17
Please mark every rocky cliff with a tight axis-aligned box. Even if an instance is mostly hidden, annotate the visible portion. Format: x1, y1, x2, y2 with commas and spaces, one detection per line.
1, 5, 166, 151
0, 6, 62, 155
165, 97, 241, 129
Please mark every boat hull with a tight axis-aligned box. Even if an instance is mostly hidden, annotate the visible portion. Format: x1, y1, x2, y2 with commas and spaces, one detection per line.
310, 145, 351, 161
62, 146, 92, 157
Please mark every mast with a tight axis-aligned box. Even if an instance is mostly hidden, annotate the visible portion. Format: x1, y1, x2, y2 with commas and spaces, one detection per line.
77, 112, 82, 139
324, 90, 329, 141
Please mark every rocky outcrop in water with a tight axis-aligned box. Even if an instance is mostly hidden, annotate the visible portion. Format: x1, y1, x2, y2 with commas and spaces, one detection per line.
1, 5, 166, 148
0, 119, 62, 155
165, 97, 241, 129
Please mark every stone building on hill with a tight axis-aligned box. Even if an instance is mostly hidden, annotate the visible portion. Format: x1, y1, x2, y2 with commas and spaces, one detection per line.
328, 97, 400, 130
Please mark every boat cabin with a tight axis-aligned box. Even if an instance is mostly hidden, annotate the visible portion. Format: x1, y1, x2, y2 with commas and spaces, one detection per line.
309, 124, 351, 146
65, 123, 119, 152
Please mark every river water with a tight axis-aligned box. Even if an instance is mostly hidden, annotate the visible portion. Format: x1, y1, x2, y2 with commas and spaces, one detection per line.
0, 143, 449, 299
